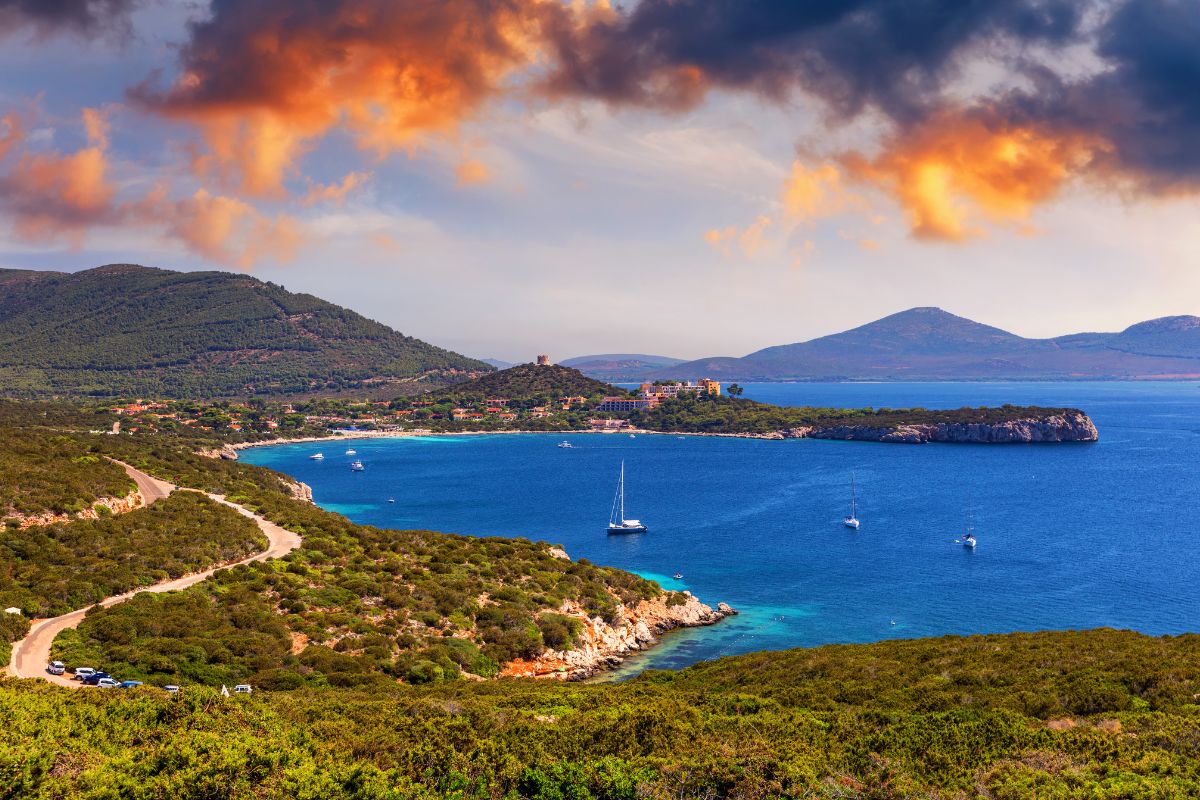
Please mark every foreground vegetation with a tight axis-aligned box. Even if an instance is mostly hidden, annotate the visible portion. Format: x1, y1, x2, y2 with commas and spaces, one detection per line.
6, 629, 1200, 798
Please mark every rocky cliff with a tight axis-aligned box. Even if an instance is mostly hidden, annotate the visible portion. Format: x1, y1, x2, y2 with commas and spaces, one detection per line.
501, 593, 736, 680
774, 411, 1098, 444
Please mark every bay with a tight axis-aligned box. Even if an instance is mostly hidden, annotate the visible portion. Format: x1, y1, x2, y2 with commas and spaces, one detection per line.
241, 381, 1200, 675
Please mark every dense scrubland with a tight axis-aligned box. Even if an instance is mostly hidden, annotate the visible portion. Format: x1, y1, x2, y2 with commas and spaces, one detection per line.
6, 629, 1200, 798
631, 393, 1086, 436
1, 402, 669, 688
0, 492, 264, 618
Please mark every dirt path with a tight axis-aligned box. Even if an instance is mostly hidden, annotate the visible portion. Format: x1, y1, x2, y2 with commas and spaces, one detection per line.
6, 462, 301, 686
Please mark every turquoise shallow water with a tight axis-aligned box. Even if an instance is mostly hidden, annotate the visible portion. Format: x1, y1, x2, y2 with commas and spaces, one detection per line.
242, 382, 1200, 673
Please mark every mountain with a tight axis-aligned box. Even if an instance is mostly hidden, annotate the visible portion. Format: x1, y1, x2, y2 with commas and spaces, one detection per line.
654, 307, 1200, 381
560, 353, 686, 381
432, 363, 617, 399
0, 264, 490, 398
479, 358, 516, 370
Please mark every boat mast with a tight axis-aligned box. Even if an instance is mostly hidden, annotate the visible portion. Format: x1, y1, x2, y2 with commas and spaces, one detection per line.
850, 472, 857, 518
619, 461, 626, 522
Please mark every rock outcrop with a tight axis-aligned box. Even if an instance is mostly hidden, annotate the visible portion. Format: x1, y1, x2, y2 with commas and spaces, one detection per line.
501, 592, 736, 680
197, 444, 239, 460
778, 411, 1098, 444
11, 489, 145, 529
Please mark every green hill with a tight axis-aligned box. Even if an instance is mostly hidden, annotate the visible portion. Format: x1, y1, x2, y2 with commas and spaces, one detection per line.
0, 264, 490, 398
433, 363, 620, 401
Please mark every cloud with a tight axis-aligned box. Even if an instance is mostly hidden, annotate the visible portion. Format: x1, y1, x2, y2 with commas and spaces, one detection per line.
129, 0, 574, 196
840, 112, 1103, 240
455, 159, 490, 187
0, 0, 140, 39
0, 108, 301, 266
301, 171, 370, 207
0, 108, 118, 247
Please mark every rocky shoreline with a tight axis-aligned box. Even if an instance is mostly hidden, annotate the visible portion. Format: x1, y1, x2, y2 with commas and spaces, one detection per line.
771, 410, 1099, 444
501, 592, 736, 681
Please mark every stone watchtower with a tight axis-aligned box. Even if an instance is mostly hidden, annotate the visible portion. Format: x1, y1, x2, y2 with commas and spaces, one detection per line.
536, 355, 552, 366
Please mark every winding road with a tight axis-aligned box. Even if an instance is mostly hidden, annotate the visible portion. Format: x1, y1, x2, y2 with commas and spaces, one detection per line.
6, 461, 301, 686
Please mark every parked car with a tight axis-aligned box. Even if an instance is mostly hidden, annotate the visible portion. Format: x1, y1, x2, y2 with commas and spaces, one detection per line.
118, 680, 143, 689
164, 685, 181, 695
81, 672, 112, 686
95, 678, 120, 689
46, 661, 65, 676
72, 667, 96, 681
233, 684, 253, 694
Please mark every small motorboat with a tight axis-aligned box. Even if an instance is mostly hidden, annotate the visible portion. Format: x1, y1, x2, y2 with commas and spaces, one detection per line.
557, 441, 573, 448
345, 449, 357, 456
387, 498, 395, 503
349, 460, 365, 472
672, 573, 683, 580
310, 453, 324, 460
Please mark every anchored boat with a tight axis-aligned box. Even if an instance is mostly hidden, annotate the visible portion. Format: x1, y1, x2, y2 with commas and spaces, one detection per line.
843, 472, 861, 529
607, 460, 647, 534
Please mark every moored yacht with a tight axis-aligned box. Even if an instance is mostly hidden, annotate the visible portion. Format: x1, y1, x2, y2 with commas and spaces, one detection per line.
607, 460, 647, 534
310, 453, 324, 460
843, 472, 861, 529
349, 460, 364, 472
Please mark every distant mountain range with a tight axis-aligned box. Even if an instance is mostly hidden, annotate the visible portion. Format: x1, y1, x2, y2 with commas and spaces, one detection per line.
0, 264, 489, 398
558, 354, 686, 381
636, 308, 1200, 382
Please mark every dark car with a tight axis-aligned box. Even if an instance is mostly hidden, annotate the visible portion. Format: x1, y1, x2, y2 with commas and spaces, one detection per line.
81, 672, 112, 686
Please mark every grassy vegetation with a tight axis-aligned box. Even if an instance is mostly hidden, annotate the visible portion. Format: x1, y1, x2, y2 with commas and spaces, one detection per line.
0, 264, 489, 398
6, 629, 1200, 798
631, 393, 1086, 436
0, 492, 264, 618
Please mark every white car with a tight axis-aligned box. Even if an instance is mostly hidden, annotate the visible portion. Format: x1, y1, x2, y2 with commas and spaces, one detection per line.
164, 685, 181, 695
233, 684, 253, 694
95, 678, 120, 689
72, 667, 96, 681
46, 661, 65, 676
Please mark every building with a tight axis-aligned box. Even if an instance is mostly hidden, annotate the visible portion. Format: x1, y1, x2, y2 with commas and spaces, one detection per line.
536, 354, 552, 365
595, 396, 658, 412
589, 418, 631, 430
638, 379, 722, 399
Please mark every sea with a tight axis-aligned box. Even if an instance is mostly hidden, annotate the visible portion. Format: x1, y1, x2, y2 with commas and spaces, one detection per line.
241, 381, 1200, 677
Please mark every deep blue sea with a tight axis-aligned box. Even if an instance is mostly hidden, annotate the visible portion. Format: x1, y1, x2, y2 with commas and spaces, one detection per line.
242, 382, 1200, 676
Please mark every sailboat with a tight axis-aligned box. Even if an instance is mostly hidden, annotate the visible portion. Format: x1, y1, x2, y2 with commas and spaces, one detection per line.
607, 461, 647, 534
843, 472, 861, 529
959, 497, 977, 548
349, 460, 365, 472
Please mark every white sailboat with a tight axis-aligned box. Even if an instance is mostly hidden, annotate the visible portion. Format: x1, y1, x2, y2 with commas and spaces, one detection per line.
843, 472, 861, 529
309, 453, 324, 460
607, 460, 647, 534
959, 498, 977, 548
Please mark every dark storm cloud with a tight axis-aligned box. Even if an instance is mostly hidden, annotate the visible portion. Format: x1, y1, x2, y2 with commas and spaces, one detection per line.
540, 0, 1087, 122
0, 0, 139, 37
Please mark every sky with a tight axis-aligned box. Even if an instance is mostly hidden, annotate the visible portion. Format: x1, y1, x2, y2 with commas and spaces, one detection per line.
0, 0, 1198, 362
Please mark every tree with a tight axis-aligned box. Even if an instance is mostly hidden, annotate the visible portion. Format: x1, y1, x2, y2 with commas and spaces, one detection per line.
727, 384, 744, 397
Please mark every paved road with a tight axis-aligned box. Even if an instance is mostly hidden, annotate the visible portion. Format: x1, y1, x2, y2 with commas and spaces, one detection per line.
7, 461, 301, 686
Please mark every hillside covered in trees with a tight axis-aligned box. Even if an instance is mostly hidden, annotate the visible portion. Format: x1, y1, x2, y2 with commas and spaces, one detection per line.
433, 363, 619, 402
0, 265, 490, 398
